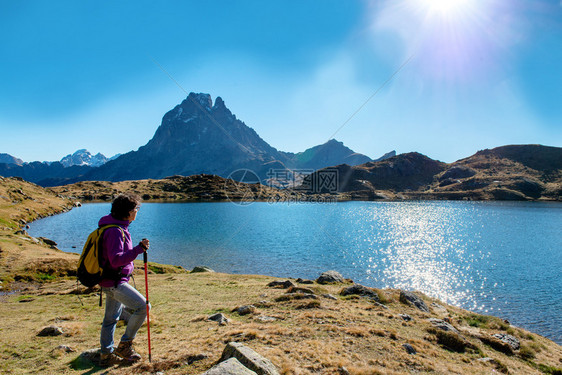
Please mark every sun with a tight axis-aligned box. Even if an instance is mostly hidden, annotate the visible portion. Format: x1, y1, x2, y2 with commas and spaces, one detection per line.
424, 0, 472, 16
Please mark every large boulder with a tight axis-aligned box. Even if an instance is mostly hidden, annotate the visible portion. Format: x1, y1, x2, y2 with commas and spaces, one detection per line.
399, 291, 429, 312
316, 271, 345, 284
220, 342, 280, 375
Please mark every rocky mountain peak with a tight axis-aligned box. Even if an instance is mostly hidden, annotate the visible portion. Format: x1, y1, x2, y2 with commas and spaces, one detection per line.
213, 96, 226, 109
188, 92, 213, 111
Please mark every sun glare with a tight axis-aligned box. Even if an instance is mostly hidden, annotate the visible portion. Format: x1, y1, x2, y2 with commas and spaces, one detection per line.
424, 0, 471, 16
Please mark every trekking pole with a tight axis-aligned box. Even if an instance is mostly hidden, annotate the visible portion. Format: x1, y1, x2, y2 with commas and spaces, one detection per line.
143, 250, 152, 363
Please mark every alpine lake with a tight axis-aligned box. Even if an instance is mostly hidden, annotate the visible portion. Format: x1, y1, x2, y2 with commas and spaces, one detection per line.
28, 200, 562, 344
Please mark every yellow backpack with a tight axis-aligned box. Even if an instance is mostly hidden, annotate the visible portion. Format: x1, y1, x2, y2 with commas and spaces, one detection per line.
77, 225, 124, 287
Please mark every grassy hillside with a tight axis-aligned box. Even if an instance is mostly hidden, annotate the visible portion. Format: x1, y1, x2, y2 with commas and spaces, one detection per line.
423, 145, 562, 200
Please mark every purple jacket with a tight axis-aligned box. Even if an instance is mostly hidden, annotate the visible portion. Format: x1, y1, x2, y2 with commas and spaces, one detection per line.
98, 214, 144, 287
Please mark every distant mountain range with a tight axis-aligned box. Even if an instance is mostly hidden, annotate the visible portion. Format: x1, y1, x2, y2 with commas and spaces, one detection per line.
0, 150, 119, 186
0, 93, 392, 186
1, 92, 560, 201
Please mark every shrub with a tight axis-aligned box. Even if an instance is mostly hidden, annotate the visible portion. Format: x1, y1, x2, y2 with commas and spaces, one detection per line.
518, 345, 536, 360
478, 335, 514, 356
466, 314, 490, 328
296, 300, 321, 309
435, 330, 471, 353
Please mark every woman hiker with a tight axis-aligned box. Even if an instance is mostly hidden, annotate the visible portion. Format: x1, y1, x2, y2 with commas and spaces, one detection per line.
98, 193, 150, 366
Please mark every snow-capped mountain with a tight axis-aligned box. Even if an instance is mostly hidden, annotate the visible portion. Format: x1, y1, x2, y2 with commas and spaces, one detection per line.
60, 149, 111, 167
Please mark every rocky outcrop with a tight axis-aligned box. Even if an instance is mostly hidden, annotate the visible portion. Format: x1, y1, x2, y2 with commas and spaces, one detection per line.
399, 291, 429, 312
493, 333, 520, 351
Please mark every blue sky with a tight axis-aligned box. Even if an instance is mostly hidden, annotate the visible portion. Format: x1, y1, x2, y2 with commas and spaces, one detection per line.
1, 0, 561, 163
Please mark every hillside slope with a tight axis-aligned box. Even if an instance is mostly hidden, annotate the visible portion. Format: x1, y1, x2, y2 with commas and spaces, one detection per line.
303, 145, 561, 201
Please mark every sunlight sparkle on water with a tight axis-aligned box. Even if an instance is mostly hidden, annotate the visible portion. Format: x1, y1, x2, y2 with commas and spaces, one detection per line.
354, 202, 489, 309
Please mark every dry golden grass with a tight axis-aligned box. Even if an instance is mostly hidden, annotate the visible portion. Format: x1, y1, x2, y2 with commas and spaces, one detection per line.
1, 271, 562, 374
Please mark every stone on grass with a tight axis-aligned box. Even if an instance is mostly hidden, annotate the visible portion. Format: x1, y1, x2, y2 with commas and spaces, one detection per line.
322, 294, 338, 300
191, 266, 215, 273
296, 278, 314, 284
54, 345, 75, 353
203, 357, 257, 375
235, 305, 256, 316
340, 284, 380, 302
402, 343, 417, 355
267, 280, 295, 289
399, 290, 429, 312
399, 314, 412, 321
493, 333, 520, 350
38, 325, 64, 337
221, 342, 280, 375
428, 318, 459, 334
255, 315, 277, 323
316, 271, 345, 284
208, 313, 229, 325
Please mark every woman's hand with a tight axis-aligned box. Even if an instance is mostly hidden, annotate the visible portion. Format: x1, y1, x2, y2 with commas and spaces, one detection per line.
140, 238, 150, 251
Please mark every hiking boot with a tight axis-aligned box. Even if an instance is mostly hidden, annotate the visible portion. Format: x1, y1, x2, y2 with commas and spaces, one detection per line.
115, 340, 142, 362
99, 352, 123, 367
